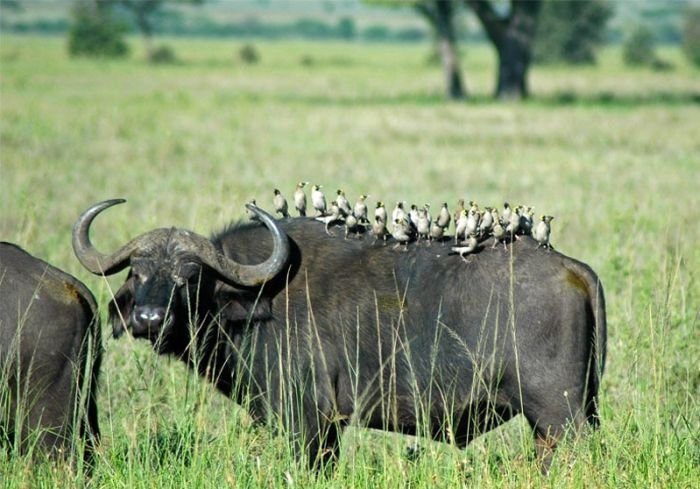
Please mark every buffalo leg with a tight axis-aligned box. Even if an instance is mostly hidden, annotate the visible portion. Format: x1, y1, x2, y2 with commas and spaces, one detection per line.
522, 385, 588, 474
453, 403, 515, 448
403, 403, 514, 462
534, 427, 561, 474
310, 420, 342, 473
289, 412, 342, 473
24, 387, 72, 459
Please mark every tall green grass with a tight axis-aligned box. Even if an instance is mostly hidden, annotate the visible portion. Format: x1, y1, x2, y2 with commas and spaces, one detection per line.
1, 35, 698, 487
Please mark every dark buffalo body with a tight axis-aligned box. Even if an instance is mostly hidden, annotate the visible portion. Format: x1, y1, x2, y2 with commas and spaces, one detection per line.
0, 242, 101, 464
74, 200, 605, 471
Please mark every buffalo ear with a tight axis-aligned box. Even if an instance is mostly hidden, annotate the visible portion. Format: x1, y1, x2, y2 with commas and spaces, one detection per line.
216, 284, 272, 324
109, 278, 135, 338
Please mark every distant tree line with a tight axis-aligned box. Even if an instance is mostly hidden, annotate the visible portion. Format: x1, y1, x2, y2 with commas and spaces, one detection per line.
1, 0, 691, 48
6, 0, 697, 102
2, 8, 436, 43
161, 15, 431, 43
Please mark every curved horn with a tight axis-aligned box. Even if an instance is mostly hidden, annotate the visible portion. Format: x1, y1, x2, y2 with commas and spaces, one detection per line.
194, 203, 290, 287
74, 200, 290, 287
72, 199, 139, 275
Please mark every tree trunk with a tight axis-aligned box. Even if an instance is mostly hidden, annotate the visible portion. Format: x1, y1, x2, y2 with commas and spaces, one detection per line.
438, 37, 466, 99
417, 0, 467, 100
467, 0, 541, 99
494, 1, 540, 99
135, 11, 154, 61
118, 0, 160, 61
435, 0, 466, 100
495, 31, 530, 99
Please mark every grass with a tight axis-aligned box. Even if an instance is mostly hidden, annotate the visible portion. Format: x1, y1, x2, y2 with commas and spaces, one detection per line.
1, 35, 699, 487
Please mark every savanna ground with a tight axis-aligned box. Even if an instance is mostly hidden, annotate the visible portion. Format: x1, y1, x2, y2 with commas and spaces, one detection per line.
0, 35, 698, 487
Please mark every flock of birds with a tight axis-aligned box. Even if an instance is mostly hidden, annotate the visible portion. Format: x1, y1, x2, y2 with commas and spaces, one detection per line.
249, 182, 555, 260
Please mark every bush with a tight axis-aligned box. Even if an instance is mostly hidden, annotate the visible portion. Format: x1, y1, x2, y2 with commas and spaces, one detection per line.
238, 43, 259, 64
362, 25, 390, 42
394, 27, 427, 43
337, 16, 356, 40
650, 58, 674, 72
299, 55, 314, 67
67, 0, 128, 58
682, 7, 700, 67
534, 0, 614, 65
623, 25, 656, 66
149, 45, 177, 64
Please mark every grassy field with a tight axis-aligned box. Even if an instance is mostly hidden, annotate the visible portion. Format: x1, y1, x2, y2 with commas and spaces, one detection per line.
1, 35, 698, 487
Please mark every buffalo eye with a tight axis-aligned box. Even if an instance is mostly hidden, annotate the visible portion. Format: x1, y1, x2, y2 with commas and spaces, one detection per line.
173, 262, 200, 286
130, 259, 150, 284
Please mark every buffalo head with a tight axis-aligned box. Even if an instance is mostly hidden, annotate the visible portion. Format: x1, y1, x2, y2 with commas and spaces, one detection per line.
72, 199, 289, 352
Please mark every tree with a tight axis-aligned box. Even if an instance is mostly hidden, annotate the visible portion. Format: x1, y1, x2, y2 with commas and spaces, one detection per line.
67, 0, 129, 58
623, 25, 656, 66
415, 0, 466, 99
534, 0, 614, 65
0, 0, 22, 29
682, 6, 700, 67
337, 16, 356, 40
116, 0, 164, 61
365, 0, 465, 100
465, 0, 542, 99
0, 0, 21, 10
112, 0, 202, 61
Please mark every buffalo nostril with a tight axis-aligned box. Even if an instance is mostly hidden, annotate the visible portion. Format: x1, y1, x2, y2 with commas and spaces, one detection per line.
139, 310, 162, 322
132, 306, 166, 331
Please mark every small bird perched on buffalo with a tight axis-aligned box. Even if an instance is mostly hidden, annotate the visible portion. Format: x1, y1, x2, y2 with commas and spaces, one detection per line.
273, 188, 289, 218
454, 209, 468, 244
311, 184, 327, 216
409, 204, 420, 231
344, 213, 360, 239
375, 201, 388, 224
453, 198, 465, 225
372, 216, 388, 244
416, 208, 431, 244
534, 215, 555, 250
506, 205, 521, 240
479, 207, 494, 237
353, 194, 369, 224
336, 189, 352, 217
315, 200, 342, 234
465, 208, 479, 238
423, 203, 432, 225
392, 202, 406, 224
519, 206, 535, 236
492, 219, 507, 250
430, 221, 444, 242
452, 233, 478, 262
391, 217, 412, 250
294, 181, 308, 216
501, 202, 512, 226
437, 202, 451, 230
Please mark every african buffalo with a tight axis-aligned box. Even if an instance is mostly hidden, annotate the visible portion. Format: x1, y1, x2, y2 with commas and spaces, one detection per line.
73, 199, 605, 472
0, 242, 101, 465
